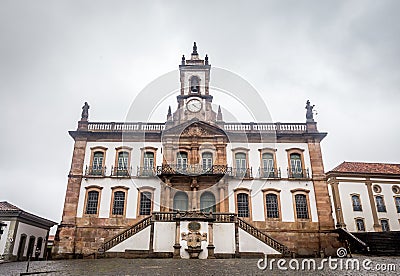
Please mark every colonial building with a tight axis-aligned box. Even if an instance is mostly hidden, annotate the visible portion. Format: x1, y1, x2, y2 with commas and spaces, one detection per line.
53, 43, 340, 259
0, 201, 56, 261
327, 162, 400, 232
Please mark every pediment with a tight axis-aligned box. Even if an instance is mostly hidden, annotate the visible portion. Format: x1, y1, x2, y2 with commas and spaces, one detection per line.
163, 119, 226, 138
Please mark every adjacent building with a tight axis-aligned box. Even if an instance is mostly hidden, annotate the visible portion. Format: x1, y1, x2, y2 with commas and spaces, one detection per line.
0, 201, 56, 261
53, 43, 340, 259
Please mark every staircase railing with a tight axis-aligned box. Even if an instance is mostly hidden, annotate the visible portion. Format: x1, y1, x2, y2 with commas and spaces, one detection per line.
237, 218, 291, 255
336, 227, 368, 249
99, 216, 152, 253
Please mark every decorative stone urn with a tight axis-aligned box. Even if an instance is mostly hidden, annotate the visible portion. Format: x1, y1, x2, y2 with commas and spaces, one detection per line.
181, 221, 207, 259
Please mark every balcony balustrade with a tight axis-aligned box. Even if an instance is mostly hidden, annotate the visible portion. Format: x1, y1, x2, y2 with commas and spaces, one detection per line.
258, 167, 281, 179
156, 164, 228, 176
287, 168, 310, 179
84, 166, 107, 176
111, 166, 132, 177
137, 167, 157, 177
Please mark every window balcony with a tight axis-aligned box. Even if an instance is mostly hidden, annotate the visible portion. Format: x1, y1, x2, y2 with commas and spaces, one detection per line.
156, 164, 228, 176
258, 167, 281, 179
84, 166, 106, 177
228, 168, 253, 179
287, 168, 310, 179
137, 167, 156, 177
111, 166, 132, 177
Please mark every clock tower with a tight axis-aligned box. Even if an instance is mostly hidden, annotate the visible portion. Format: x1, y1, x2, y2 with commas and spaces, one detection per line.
171, 42, 217, 125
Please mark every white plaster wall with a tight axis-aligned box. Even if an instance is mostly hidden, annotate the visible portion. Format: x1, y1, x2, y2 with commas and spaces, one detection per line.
0, 221, 11, 255
226, 143, 311, 178
327, 184, 337, 225
107, 227, 150, 252
238, 228, 280, 255
228, 179, 318, 222
84, 142, 163, 172
77, 178, 161, 218
179, 221, 208, 259
339, 181, 400, 232
213, 223, 235, 254
12, 222, 48, 258
153, 222, 175, 252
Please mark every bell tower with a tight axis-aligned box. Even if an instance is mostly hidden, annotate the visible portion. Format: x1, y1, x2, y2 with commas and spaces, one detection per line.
172, 42, 216, 125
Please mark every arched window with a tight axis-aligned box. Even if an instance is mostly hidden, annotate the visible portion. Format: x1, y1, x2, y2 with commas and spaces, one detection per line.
92, 151, 104, 175
262, 153, 274, 177
36, 237, 43, 258
176, 152, 188, 171
289, 153, 303, 178
381, 219, 390, 232
351, 195, 362, 211
356, 218, 365, 231
200, 192, 216, 213
235, 153, 247, 177
375, 196, 386, 212
202, 152, 213, 171
237, 193, 249, 218
190, 76, 200, 93
265, 194, 279, 218
395, 197, 400, 213
85, 190, 99, 215
112, 191, 126, 215
294, 194, 309, 219
139, 191, 152, 215
173, 192, 188, 211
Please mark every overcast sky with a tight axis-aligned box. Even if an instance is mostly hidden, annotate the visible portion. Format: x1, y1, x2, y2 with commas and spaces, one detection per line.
1, 1, 399, 231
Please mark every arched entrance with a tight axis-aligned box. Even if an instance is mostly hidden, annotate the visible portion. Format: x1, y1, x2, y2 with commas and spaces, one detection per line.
17, 234, 27, 261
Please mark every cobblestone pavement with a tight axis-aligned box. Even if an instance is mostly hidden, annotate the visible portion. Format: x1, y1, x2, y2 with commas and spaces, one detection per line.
1, 256, 400, 276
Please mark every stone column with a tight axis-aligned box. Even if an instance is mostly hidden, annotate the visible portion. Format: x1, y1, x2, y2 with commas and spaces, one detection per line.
164, 179, 171, 212
192, 187, 198, 211
173, 221, 181, 258
330, 180, 346, 228
207, 221, 215, 258
219, 187, 225, 213
365, 180, 381, 232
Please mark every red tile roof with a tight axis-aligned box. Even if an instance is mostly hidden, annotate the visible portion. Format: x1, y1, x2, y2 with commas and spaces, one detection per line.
329, 162, 400, 175
0, 201, 21, 211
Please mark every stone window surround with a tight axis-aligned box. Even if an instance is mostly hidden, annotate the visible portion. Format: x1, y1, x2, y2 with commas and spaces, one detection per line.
379, 218, 390, 231
350, 193, 363, 212
232, 147, 250, 173
83, 185, 103, 217
286, 148, 306, 178
109, 186, 129, 218
354, 217, 366, 232
89, 146, 108, 169
234, 187, 252, 220
290, 188, 311, 221
139, 147, 158, 170
258, 148, 278, 174
394, 196, 400, 213
374, 194, 387, 212
136, 186, 156, 217
262, 188, 281, 221
114, 146, 133, 173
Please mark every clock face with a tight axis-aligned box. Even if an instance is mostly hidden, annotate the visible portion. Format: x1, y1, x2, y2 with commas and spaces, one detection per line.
186, 99, 202, 113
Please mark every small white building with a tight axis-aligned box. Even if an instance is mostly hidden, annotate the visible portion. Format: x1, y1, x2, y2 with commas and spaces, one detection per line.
327, 162, 400, 233
0, 201, 56, 261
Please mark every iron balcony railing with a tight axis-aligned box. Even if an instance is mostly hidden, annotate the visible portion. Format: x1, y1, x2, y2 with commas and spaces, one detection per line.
228, 168, 253, 178
84, 165, 107, 176
287, 168, 310, 179
258, 167, 281, 179
137, 167, 157, 177
156, 164, 228, 175
111, 166, 132, 177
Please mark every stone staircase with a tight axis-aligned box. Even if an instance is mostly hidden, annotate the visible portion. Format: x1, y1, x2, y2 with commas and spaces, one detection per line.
97, 212, 291, 257
352, 231, 400, 255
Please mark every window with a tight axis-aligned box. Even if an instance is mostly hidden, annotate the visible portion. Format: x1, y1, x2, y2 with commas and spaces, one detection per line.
190, 75, 200, 93
265, 194, 279, 218
237, 193, 249, 218
139, 147, 157, 177
375, 196, 386, 212
351, 195, 362, 211
392, 185, 400, 194
395, 197, 400, 213
262, 153, 275, 178
144, 152, 154, 170
139, 192, 152, 215
112, 191, 126, 215
290, 153, 303, 178
294, 194, 309, 219
235, 153, 247, 177
173, 192, 188, 211
202, 152, 213, 172
36, 237, 43, 257
373, 185, 382, 193
200, 192, 216, 213
381, 219, 390, 232
92, 151, 104, 175
176, 152, 188, 171
356, 218, 365, 231
86, 191, 99, 215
